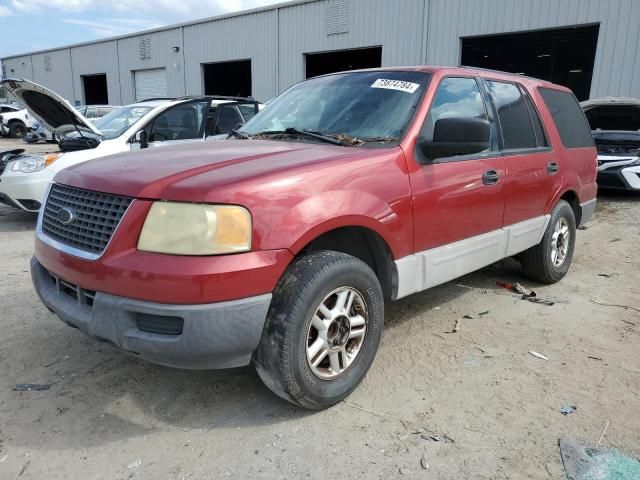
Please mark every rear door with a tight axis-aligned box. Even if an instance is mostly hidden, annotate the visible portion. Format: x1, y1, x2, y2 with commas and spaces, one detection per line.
483, 79, 559, 228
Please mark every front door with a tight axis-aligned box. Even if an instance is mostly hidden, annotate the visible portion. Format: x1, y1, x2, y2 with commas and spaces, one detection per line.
404, 76, 506, 292
140, 100, 210, 149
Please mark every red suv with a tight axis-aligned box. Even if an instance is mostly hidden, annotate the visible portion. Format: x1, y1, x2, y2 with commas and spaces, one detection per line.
32, 67, 597, 409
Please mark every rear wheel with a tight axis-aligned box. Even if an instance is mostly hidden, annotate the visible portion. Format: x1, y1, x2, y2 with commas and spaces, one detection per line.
9, 122, 27, 138
520, 200, 576, 284
253, 250, 384, 409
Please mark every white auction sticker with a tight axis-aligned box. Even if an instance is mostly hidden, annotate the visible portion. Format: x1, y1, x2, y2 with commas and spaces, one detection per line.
371, 78, 420, 94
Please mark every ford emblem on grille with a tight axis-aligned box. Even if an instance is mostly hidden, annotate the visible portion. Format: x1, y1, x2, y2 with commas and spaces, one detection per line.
56, 207, 76, 225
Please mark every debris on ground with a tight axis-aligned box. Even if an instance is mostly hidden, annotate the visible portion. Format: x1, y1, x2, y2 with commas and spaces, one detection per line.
128, 459, 142, 469
560, 405, 577, 416
462, 311, 490, 319
452, 317, 461, 333
588, 356, 603, 361
610, 238, 621, 243
13, 383, 52, 391
558, 437, 640, 480
420, 452, 430, 469
591, 299, 640, 317
0, 454, 7, 463
496, 281, 559, 306
529, 351, 549, 361
421, 433, 454, 444
597, 273, 619, 278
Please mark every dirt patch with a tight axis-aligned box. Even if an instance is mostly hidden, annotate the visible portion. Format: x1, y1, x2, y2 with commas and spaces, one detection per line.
0, 188, 638, 479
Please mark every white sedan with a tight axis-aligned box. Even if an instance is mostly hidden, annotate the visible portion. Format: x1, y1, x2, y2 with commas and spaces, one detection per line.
0, 79, 262, 212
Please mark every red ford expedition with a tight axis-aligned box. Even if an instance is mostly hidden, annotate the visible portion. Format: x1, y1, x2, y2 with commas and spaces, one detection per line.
31, 67, 597, 409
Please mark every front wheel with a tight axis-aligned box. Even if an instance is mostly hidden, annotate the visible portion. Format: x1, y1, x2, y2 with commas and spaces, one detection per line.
253, 250, 384, 410
520, 200, 576, 284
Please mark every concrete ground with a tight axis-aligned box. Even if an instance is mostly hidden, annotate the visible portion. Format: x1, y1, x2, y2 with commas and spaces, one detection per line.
0, 138, 638, 479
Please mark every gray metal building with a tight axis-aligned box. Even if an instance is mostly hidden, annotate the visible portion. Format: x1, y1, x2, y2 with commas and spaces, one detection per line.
2, 0, 639, 106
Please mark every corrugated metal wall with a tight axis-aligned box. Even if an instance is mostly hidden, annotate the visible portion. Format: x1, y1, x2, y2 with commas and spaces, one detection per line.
425, 0, 640, 98
2, 0, 639, 104
277, 0, 425, 91
183, 10, 279, 101
117, 28, 185, 104
69, 41, 121, 105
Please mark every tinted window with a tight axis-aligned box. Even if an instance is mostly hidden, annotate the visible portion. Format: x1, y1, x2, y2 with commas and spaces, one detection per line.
207, 105, 244, 135
522, 90, 548, 148
422, 77, 489, 142
487, 81, 537, 150
539, 88, 594, 148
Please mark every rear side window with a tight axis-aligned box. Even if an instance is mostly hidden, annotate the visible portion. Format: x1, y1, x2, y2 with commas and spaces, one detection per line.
487, 81, 538, 150
539, 88, 594, 148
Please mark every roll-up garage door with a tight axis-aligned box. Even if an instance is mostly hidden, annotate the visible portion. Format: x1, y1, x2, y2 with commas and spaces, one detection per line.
134, 68, 168, 102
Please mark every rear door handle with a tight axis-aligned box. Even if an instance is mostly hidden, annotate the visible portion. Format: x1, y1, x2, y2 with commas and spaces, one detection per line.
482, 170, 500, 185
547, 162, 559, 174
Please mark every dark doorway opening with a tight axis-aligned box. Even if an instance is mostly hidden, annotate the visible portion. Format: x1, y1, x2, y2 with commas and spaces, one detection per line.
461, 24, 599, 100
305, 46, 382, 79
203, 60, 252, 97
81, 74, 108, 104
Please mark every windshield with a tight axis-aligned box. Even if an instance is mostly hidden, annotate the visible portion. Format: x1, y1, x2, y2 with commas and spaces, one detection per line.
241, 71, 431, 144
94, 105, 153, 140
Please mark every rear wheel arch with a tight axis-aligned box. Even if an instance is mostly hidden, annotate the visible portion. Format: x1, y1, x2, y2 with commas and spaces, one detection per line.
558, 190, 581, 226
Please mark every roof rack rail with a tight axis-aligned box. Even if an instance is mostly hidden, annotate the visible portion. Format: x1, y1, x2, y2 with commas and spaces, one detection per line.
458, 65, 541, 82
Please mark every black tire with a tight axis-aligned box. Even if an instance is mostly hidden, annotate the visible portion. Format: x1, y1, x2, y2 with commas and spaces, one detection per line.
9, 122, 27, 138
253, 250, 384, 410
520, 200, 576, 284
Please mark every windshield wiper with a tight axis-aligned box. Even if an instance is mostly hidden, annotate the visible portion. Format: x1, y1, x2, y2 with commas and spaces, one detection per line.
255, 128, 347, 146
228, 129, 250, 139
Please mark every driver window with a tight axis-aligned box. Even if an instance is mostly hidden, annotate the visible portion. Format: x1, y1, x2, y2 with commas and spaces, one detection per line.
422, 77, 489, 141
148, 101, 208, 142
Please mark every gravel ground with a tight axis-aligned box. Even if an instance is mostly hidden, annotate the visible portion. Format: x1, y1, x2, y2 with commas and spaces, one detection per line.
0, 137, 639, 479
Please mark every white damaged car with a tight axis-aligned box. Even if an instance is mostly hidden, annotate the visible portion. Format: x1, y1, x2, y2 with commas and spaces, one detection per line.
0, 79, 262, 212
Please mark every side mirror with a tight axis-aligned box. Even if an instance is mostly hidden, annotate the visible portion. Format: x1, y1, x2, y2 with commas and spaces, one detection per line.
135, 130, 149, 149
418, 117, 490, 163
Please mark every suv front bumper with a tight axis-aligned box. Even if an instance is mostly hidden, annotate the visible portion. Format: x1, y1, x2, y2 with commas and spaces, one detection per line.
31, 258, 272, 369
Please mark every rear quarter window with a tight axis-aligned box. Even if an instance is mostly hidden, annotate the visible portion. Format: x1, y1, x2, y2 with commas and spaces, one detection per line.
539, 88, 594, 148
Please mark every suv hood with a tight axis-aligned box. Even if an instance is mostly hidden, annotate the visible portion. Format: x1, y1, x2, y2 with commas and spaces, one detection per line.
0, 78, 101, 136
55, 139, 388, 201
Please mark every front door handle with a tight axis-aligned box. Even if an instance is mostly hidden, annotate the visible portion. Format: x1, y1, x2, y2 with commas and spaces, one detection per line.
547, 162, 559, 174
482, 170, 500, 185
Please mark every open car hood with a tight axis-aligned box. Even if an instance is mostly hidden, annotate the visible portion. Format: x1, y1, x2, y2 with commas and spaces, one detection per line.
0, 78, 101, 136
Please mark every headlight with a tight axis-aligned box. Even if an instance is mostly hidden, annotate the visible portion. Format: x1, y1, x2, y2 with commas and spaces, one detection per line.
10, 153, 61, 173
137, 202, 252, 255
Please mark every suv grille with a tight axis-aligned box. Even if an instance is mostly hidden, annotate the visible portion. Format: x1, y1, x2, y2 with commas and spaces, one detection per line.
42, 184, 133, 255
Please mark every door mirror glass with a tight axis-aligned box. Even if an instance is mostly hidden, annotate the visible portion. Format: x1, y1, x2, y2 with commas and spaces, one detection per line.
419, 117, 490, 161
416, 76, 492, 163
